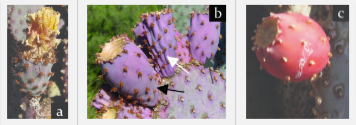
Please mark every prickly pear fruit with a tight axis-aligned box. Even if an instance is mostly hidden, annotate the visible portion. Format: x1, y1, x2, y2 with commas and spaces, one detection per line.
96, 34, 162, 107
12, 7, 61, 96
174, 31, 191, 63
134, 9, 178, 78
188, 12, 221, 63
14, 59, 54, 96
252, 12, 331, 83
24, 7, 61, 58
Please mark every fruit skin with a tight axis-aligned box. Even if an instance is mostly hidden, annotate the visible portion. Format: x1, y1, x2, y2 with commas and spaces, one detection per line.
133, 22, 151, 58
96, 35, 162, 107
91, 84, 153, 119
174, 31, 191, 63
14, 59, 54, 96
188, 12, 221, 63
253, 12, 330, 83
153, 62, 226, 119
134, 9, 178, 78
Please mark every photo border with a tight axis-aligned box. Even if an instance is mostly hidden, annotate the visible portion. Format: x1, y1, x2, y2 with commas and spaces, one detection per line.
1, 0, 78, 124
240, 0, 355, 124
79, 0, 236, 124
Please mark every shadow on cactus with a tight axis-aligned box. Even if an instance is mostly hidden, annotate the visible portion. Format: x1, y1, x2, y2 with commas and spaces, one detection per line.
87, 5, 226, 119
7, 5, 69, 119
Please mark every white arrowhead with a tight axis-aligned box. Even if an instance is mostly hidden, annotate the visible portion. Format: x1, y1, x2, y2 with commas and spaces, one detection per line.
167, 56, 179, 67
167, 56, 189, 74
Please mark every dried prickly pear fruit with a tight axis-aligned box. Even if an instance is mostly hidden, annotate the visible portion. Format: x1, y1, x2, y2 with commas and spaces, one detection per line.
252, 12, 331, 83
24, 7, 61, 58
12, 7, 61, 97
96, 34, 162, 107
188, 11, 221, 63
21, 97, 52, 119
134, 9, 178, 78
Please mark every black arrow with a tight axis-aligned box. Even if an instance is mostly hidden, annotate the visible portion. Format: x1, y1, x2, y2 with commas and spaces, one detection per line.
204, 57, 214, 84
157, 84, 184, 95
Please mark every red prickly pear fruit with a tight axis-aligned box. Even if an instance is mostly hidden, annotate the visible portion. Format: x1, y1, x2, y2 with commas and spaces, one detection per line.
251, 12, 330, 83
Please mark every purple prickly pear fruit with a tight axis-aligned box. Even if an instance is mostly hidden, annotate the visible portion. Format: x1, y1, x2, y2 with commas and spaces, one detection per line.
133, 22, 151, 59
96, 34, 162, 107
91, 84, 153, 119
134, 9, 178, 77
174, 31, 191, 63
188, 12, 221, 63
8, 5, 44, 41
153, 60, 226, 119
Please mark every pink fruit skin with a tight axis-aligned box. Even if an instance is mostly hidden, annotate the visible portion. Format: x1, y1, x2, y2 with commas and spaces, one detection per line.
254, 13, 330, 82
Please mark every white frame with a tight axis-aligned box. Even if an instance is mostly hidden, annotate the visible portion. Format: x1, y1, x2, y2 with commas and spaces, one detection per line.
78, 0, 236, 125
239, 0, 354, 125
1, 0, 78, 124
